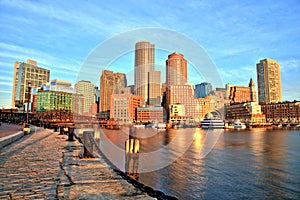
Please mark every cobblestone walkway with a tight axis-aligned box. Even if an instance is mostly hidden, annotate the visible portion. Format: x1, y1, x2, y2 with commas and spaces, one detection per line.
0, 127, 153, 199
0, 123, 22, 138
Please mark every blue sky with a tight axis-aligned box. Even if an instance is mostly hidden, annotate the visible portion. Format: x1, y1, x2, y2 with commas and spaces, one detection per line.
0, 0, 299, 107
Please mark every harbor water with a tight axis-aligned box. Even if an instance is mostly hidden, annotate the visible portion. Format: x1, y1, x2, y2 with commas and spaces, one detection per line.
97, 127, 300, 199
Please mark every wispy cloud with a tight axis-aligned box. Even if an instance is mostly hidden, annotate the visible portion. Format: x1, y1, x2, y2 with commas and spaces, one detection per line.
0, 90, 12, 94
0, 81, 12, 86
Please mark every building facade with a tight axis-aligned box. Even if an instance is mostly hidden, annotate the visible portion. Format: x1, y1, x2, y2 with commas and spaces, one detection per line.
36, 90, 73, 112
166, 52, 187, 87
110, 94, 142, 123
148, 70, 161, 106
226, 102, 266, 124
249, 78, 257, 102
256, 58, 282, 104
12, 59, 50, 108
229, 86, 251, 103
50, 79, 73, 93
197, 97, 211, 120
100, 70, 127, 113
165, 52, 188, 117
260, 101, 300, 124
225, 83, 234, 100
134, 41, 155, 106
168, 84, 201, 122
75, 80, 96, 115
195, 82, 212, 98
136, 106, 164, 123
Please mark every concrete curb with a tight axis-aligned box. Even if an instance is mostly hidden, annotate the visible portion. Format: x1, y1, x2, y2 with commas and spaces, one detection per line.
0, 131, 24, 149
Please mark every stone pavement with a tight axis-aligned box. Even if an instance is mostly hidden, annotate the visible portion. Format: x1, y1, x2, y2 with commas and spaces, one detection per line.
0, 123, 22, 138
0, 127, 154, 199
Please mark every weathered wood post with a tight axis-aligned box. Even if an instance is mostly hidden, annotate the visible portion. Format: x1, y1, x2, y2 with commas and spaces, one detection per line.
83, 130, 94, 158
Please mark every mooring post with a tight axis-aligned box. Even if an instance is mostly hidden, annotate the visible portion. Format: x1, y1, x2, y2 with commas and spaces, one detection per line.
68, 126, 75, 141
83, 131, 94, 158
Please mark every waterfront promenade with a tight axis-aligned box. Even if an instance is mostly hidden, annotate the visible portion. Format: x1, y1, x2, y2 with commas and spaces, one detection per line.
0, 124, 154, 199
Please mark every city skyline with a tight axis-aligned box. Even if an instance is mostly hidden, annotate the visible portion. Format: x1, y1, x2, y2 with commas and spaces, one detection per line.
1, 1, 300, 107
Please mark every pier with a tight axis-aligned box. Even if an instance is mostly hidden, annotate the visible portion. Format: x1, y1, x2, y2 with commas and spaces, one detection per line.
0, 122, 154, 199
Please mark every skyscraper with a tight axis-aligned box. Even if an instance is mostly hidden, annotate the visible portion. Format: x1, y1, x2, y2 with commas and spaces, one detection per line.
165, 52, 187, 114
12, 59, 50, 108
256, 58, 282, 104
134, 41, 155, 105
100, 70, 127, 113
195, 82, 212, 98
166, 52, 187, 87
148, 70, 161, 106
75, 80, 95, 115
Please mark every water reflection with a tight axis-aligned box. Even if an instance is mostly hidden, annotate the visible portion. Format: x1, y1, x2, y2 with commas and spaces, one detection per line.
94, 126, 300, 199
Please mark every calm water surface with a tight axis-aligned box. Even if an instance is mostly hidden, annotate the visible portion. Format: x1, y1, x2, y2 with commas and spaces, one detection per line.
98, 128, 300, 199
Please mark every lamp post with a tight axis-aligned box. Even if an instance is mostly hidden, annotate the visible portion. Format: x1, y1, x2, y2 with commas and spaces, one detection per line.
26, 82, 32, 127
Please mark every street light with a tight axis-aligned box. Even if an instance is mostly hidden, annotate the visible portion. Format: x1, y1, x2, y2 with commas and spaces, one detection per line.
26, 81, 32, 128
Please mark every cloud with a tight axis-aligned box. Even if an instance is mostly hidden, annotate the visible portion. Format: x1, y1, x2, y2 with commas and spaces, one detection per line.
0, 81, 12, 86
0, 90, 12, 94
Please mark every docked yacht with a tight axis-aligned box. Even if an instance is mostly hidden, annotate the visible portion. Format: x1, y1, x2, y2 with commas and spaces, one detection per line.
200, 118, 224, 129
233, 120, 247, 129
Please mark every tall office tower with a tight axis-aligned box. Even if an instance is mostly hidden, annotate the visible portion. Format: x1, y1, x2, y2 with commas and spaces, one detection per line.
166, 52, 187, 87
256, 58, 282, 104
75, 80, 95, 115
134, 41, 155, 105
12, 59, 50, 108
50, 79, 74, 93
148, 70, 161, 106
100, 70, 127, 113
195, 82, 212, 98
114, 72, 127, 94
249, 78, 257, 102
165, 52, 187, 114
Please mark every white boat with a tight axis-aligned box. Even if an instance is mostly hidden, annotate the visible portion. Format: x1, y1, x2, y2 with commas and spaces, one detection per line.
133, 124, 145, 128
200, 118, 224, 129
233, 121, 247, 129
151, 123, 166, 129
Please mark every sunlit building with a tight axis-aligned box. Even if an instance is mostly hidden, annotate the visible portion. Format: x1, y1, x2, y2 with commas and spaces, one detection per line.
225, 83, 234, 100
226, 102, 266, 124
134, 41, 155, 105
249, 78, 257, 102
256, 58, 282, 104
75, 80, 96, 115
36, 90, 72, 112
169, 104, 188, 124
110, 94, 142, 123
197, 97, 211, 120
148, 71, 161, 106
12, 59, 50, 108
261, 101, 300, 124
169, 84, 201, 122
137, 106, 164, 123
229, 86, 251, 103
100, 70, 127, 113
165, 52, 188, 116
